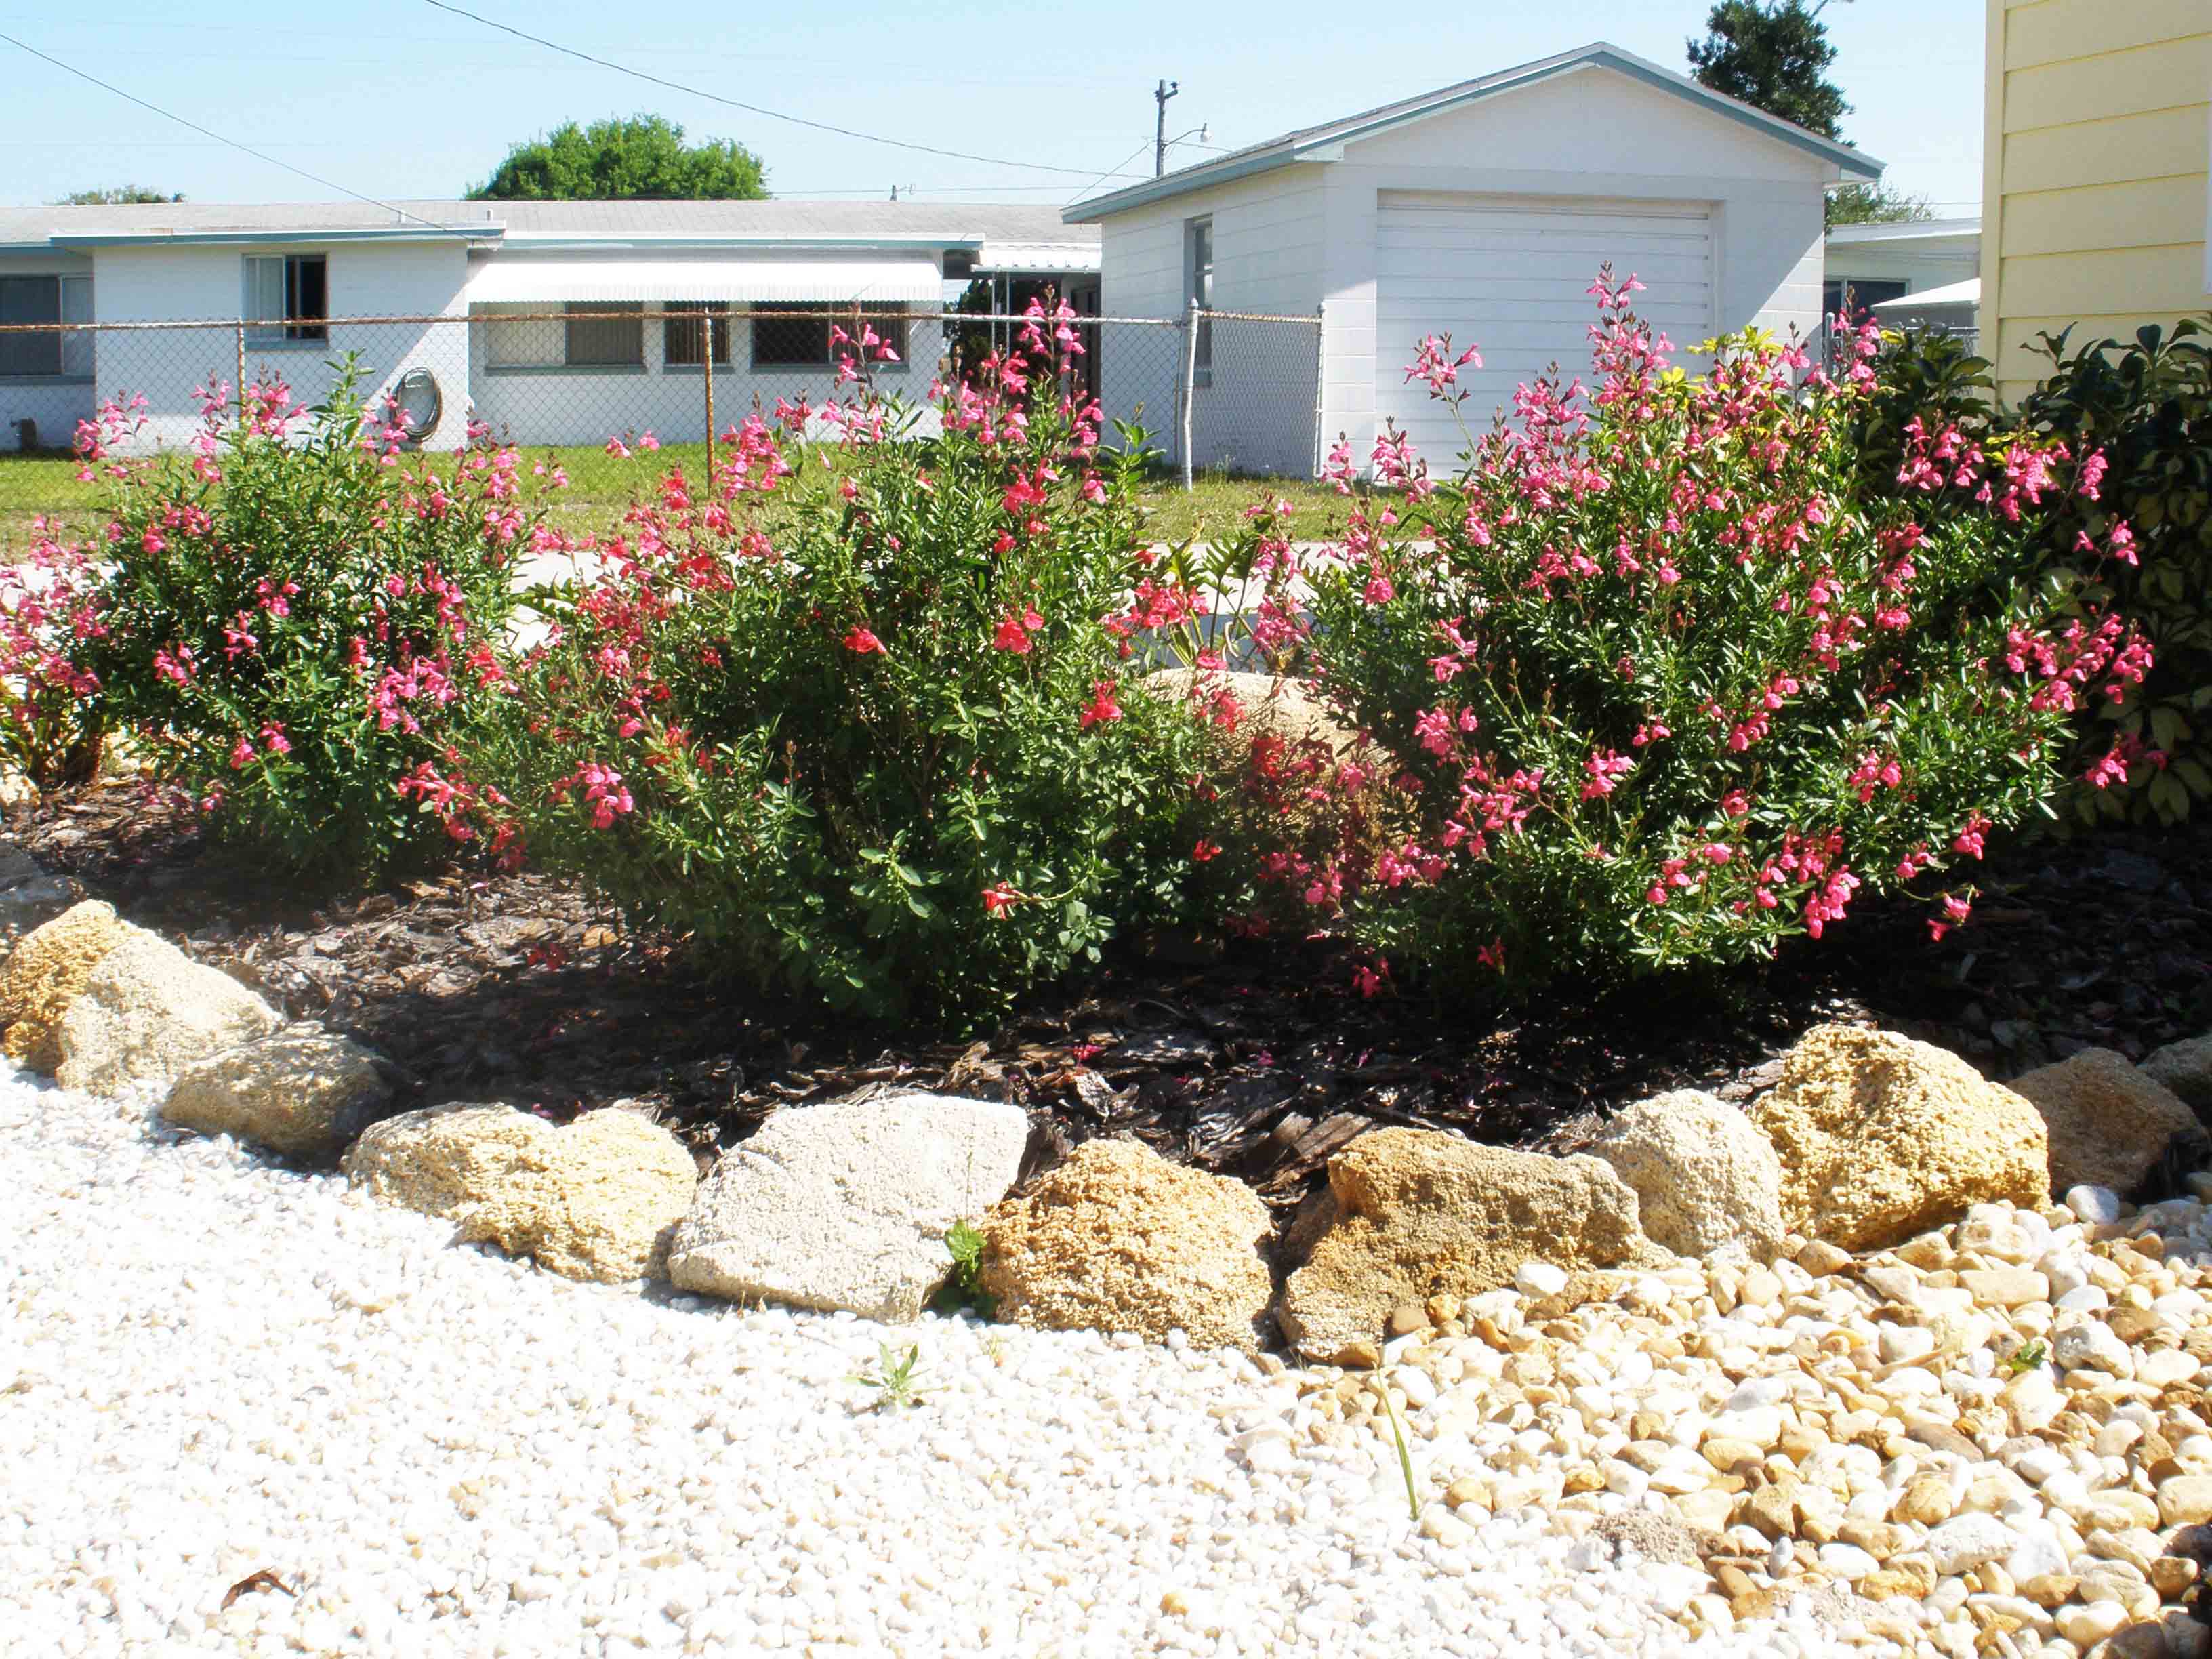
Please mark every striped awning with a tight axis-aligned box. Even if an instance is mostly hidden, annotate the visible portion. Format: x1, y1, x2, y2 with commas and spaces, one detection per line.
465, 253, 944, 305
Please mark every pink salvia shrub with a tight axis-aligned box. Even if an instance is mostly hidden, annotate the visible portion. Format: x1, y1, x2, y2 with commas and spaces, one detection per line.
62, 359, 533, 876
1248, 270, 2148, 994
467, 302, 1216, 1023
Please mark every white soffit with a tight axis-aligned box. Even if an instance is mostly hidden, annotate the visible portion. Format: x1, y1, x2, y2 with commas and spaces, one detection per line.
466, 254, 944, 304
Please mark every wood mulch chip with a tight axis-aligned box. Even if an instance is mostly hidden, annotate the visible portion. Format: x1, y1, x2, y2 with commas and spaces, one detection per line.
13, 783, 2211, 1214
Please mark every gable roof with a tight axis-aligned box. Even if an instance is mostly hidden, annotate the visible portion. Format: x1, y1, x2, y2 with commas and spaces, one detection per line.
1064, 41, 1883, 222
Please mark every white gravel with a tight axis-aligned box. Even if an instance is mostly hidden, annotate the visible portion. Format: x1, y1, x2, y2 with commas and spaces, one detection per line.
1, 1067, 1875, 1658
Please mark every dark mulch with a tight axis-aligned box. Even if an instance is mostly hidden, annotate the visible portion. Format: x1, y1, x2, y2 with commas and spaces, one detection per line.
13, 783, 2212, 1213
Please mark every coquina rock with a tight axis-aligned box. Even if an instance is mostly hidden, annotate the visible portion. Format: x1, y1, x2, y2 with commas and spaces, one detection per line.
1142, 668, 1360, 758
979, 1136, 1274, 1352
668, 1094, 1029, 1322
2144, 1033, 2212, 1114
2009, 1047, 2206, 1197
0, 899, 127, 1073
163, 1029, 394, 1161
1589, 1089, 1785, 1262
55, 929, 285, 1094
1749, 1025, 2047, 1252
1277, 1130, 1660, 1364
345, 1102, 697, 1284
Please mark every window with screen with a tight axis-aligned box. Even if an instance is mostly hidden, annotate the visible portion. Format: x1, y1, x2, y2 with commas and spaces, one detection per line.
751, 302, 908, 369
0, 274, 91, 377
564, 302, 645, 367
243, 255, 327, 344
1822, 278, 1908, 322
663, 300, 731, 368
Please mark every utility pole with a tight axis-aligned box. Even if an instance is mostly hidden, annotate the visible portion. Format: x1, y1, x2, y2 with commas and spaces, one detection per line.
1154, 79, 1179, 177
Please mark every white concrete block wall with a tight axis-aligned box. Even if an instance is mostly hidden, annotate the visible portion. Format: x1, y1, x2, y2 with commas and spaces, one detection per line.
89, 240, 472, 451
1094, 165, 1328, 474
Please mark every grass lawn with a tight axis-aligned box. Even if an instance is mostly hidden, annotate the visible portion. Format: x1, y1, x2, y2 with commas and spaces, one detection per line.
0, 441, 1355, 557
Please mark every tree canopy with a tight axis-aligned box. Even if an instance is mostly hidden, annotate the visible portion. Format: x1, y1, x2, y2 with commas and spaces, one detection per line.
57, 186, 183, 205
1826, 182, 1936, 228
1687, 0, 1851, 140
468, 114, 768, 201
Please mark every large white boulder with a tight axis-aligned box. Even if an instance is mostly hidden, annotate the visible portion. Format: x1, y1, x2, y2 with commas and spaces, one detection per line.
667, 1093, 1029, 1322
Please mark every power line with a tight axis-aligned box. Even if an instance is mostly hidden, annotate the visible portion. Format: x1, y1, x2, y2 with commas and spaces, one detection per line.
0, 30, 451, 229
422, 0, 1148, 184
1063, 139, 1155, 208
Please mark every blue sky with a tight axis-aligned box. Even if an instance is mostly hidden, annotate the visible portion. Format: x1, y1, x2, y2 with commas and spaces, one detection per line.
2, 1, 1984, 213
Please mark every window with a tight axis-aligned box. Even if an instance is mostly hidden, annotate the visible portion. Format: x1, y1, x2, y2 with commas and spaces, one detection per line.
564, 302, 644, 367
663, 300, 731, 369
243, 254, 327, 344
1186, 217, 1214, 380
750, 302, 908, 370
1821, 277, 1908, 323
0, 274, 91, 378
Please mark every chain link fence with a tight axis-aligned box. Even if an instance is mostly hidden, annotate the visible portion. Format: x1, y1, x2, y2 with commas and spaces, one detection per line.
0, 306, 1325, 527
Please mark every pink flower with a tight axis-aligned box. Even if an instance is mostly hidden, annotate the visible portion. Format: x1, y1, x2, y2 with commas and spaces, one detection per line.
260, 722, 291, 757
982, 880, 1023, 916
1079, 680, 1123, 729
843, 626, 884, 655
991, 607, 1042, 653
1580, 748, 1632, 801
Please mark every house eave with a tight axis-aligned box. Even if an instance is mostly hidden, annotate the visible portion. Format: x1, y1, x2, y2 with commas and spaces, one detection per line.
491, 232, 986, 254
50, 226, 503, 250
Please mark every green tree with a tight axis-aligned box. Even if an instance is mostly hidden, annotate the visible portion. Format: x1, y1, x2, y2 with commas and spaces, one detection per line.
1687, 1, 1851, 140
468, 114, 767, 201
1826, 182, 1935, 228
57, 186, 183, 205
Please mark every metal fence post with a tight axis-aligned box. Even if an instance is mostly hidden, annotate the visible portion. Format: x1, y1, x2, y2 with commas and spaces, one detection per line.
703, 312, 716, 477
1180, 299, 1199, 493
234, 319, 247, 428
1311, 302, 1327, 480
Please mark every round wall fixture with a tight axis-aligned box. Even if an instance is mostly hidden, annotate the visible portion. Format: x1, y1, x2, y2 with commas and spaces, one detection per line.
392, 367, 443, 442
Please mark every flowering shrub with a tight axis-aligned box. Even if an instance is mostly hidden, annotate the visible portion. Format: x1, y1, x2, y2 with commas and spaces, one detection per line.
2015, 319, 2212, 825
1853, 319, 2212, 826
63, 361, 534, 876
466, 305, 1218, 1022
0, 524, 107, 787
1258, 273, 2147, 996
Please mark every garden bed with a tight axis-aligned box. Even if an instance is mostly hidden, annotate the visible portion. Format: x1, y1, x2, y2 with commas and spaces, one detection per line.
16, 780, 2209, 1225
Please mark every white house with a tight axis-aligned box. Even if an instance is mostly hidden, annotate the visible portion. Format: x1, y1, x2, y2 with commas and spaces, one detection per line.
1824, 217, 1983, 343
0, 201, 1100, 452
1064, 42, 1882, 475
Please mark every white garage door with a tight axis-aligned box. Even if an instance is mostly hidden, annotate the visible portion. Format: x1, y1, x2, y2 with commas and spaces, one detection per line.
1375, 192, 1715, 467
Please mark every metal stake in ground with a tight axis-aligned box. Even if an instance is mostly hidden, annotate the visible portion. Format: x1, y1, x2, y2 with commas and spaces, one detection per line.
703, 309, 716, 479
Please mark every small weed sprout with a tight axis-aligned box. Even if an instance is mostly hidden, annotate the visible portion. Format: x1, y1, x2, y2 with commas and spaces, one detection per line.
1372, 1378, 1420, 1521
930, 1218, 996, 1318
2005, 1339, 2048, 1376
850, 1342, 929, 1411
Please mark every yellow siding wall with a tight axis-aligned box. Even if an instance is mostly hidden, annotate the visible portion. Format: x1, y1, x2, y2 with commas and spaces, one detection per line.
1980, 0, 2212, 403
